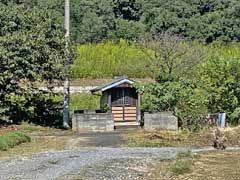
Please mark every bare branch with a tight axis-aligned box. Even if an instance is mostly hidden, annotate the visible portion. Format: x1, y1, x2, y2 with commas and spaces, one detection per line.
138, 31, 205, 78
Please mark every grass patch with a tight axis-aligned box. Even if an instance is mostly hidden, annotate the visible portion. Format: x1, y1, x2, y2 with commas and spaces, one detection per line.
70, 93, 100, 111
0, 131, 31, 151
124, 127, 240, 147
126, 138, 170, 147
145, 150, 240, 180
0, 136, 74, 160
170, 151, 193, 175
176, 151, 192, 159
170, 159, 192, 175
20, 122, 51, 133
0, 123, 75, 159
71, 40, 154, 79
124, 127, 240, 148
53, 93, 100, 113
124, 129, 193, 147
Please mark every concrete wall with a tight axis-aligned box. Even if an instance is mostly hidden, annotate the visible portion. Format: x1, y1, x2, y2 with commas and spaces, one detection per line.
72, 111, 114, 132
144, 112, 178, 130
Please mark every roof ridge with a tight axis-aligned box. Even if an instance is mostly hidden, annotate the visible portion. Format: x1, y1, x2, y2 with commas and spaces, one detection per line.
91, 77, 135, 93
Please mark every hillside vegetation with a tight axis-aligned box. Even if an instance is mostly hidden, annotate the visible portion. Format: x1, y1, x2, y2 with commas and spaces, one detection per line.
19, 0, 240, 44
2, 1, 240, 127
71, 40, 240, 79
71, 40, 153, 78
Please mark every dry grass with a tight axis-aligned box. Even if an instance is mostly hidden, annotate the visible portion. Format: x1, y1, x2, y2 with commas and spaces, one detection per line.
0, 125, 20, 135
124, 128, 212, 147
0, 123, 76, 160
124, 126, 240, 147
19, 123, 68, 134
181, 151, 240, 180
0, 136, 72, 160
145, 150, 240, 180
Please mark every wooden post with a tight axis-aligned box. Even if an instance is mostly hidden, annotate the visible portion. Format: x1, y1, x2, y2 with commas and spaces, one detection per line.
63, 0, 70, 128
137, 93, 141, 121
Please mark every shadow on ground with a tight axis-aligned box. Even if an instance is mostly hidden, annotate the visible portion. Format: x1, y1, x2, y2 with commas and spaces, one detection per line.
75, 131, 126, 148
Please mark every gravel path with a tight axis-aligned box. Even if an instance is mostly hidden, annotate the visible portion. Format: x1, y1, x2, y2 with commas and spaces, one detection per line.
0, 147, 239, 180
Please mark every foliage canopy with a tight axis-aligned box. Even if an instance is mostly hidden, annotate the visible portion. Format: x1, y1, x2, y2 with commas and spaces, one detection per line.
19, 0, 240, 44
0, 2, 66, 125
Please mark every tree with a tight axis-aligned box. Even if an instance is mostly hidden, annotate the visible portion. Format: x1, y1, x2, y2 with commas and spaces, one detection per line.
71, 0, 115, 43
139, 31, 204, 80
113, 0, 142, 21
12, 0, 240, 44
111, 19, 145, 41
140, 0, 240, 43
0, 2, 67, 124
135, 78, 209, 120
198, 50, 240, 125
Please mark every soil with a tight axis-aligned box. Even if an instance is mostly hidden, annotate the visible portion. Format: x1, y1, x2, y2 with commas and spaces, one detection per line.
0, 125, 20, 135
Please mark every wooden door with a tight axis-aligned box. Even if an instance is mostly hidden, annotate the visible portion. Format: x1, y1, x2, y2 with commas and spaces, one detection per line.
111, 88, 137, 122
123, 106, 137, 121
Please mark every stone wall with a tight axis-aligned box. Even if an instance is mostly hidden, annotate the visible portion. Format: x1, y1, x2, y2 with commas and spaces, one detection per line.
72, 111, 114, 132
144, 112, 178, 130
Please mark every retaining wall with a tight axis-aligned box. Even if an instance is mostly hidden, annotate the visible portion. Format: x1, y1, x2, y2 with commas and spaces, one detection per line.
72, 111, 114, 132
144, 112, 178, 130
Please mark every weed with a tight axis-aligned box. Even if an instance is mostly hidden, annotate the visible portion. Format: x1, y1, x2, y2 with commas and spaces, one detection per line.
169, 151, 193, 175
176, 151, 192, 159
170, 159, 192, 175
0, 131, 31, 151
126, 138, 169, 147
20, 122, 48, 133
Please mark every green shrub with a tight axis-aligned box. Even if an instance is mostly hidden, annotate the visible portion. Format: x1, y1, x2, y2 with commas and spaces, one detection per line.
0, 139, 9, 151
229, 108, 240, 126
70, 93, 100, 111
170, 151, 193, 175
170, 159, 192, 175
0, 131, 31, 151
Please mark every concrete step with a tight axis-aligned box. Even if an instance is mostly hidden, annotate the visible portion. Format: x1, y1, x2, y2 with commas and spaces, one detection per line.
114, 121, 141, 130
114, 121, 140, 126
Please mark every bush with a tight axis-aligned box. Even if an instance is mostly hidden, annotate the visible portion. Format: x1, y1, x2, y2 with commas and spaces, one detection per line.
0, 131, 31, 151
229, 108, 240, 126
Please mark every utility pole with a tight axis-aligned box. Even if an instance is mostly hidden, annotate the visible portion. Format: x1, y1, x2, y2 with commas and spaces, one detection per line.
63, 0, 70, 128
